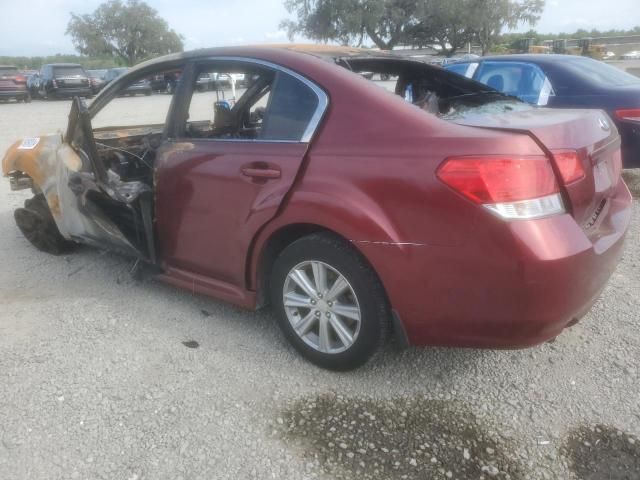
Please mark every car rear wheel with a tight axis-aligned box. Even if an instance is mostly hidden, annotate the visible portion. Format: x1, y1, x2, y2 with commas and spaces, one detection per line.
14, 194, 76, 255
270, 233, 389, 370
23, 94, 31, 103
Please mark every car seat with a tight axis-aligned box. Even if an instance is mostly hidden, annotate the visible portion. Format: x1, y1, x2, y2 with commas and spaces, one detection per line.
486, 74, 504, 91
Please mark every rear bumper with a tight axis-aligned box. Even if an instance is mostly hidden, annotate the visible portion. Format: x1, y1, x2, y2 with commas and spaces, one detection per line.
360, 180, 633, 348
0, 89, 28, 99
50, 88, 92, 98
123, 85, 151, 95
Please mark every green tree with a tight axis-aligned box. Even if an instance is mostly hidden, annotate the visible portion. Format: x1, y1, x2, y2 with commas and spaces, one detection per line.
66, 0, 184, 66
471, 0, 544, 55
281, 0, 417, 50
404, 0, 476, 57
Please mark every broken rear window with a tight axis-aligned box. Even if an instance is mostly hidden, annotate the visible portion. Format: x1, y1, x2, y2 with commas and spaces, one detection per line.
339, 57, 524, 119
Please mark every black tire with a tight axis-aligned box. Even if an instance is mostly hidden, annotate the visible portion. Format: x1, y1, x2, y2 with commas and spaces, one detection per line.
23, 94, 32, 103
270, 233, 390, 371
14, 194, 76, 255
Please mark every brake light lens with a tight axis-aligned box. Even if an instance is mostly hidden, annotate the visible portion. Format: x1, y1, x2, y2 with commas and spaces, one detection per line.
615, 109, 640, 122
552, 150, 586, 184
14, 75, 26, 84
437, 156, 564, 220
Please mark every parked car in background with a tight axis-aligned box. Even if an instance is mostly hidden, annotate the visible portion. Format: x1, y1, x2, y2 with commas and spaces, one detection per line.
149, 70, 181, 93
445, 54, 640, 167
87, 69, 107, 94
33, 64, 92, 99
20, 69, 38, 80
103, 68, 152, 96
26, 73, 40, 97
621, 51, 640, 60
0, 65, 30, 102
196, 72, 217, 91
441, 53, 480, 66
1, 46, 631, 370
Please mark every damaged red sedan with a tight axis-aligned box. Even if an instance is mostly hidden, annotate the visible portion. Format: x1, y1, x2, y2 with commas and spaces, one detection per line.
2, 46, 632, 370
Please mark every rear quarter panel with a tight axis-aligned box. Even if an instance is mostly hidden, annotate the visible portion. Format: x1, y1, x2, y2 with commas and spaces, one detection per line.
250, 63, 547, 307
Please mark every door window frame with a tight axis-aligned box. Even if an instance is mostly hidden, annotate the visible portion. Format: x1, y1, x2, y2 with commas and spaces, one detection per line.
176, 57, 329, 144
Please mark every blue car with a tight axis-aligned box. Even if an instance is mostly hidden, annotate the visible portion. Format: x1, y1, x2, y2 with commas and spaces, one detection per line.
445, 55, 640, 168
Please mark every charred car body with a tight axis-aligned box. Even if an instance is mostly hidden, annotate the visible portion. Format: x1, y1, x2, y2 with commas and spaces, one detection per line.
2, 46, 632, 370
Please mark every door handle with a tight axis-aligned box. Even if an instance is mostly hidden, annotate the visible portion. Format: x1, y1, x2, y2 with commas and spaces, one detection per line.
241, 167, 281, 179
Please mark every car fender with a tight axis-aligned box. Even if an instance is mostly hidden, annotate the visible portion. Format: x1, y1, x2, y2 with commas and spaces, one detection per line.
247, 185, 414, 292
2, 134, 83, 226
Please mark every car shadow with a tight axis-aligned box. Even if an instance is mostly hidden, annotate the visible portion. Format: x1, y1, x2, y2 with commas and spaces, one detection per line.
0, 206, 530, 378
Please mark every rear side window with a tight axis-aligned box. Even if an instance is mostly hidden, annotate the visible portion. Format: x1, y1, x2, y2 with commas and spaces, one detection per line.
476, 61, 553, 105
262, 72, 319, 141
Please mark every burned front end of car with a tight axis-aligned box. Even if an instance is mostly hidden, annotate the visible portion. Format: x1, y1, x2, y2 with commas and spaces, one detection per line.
2, 98, 157, 261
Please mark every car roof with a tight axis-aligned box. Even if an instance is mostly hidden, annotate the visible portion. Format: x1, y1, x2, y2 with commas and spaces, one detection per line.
265, 44, 394, 58
133, 44, 395, 70
45, 63, 84, 67
0, 65, 18, 68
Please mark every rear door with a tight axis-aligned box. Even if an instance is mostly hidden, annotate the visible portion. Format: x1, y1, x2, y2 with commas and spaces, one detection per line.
155, 59, 327, 288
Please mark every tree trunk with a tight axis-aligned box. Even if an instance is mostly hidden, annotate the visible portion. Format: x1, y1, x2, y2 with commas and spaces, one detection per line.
365, 26, 392, 50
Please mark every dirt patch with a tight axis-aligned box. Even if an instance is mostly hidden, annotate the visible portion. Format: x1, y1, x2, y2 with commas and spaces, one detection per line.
563, 425, 640, 480
622, 169, 640, 198
278, 393, 525, 480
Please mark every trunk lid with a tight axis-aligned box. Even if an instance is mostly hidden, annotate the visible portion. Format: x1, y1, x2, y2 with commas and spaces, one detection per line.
452, 107, 621, 231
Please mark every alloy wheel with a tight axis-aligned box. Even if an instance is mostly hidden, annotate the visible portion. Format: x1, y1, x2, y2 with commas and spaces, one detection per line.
282, 260, 361, 354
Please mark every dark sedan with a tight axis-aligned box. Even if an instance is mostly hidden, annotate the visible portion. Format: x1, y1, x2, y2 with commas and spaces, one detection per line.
33, 64, 93, 99
87, 69, 108, 94
103, 68, 152, 96
445, 54, 640, 168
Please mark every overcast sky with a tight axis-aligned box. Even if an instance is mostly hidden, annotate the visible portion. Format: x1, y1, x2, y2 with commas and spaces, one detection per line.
0, 0, 638, 57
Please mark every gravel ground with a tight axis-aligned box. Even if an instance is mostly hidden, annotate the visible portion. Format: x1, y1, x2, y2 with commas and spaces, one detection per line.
0, 97, 639, 480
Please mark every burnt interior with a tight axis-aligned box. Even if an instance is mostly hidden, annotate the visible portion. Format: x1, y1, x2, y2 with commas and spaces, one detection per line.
337, 57, 515, 115
185, 68, 274, 140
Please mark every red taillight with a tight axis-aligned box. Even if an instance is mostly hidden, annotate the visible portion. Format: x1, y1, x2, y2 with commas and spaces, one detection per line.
615, 109, 640, 122
437, 156, 559, 204
14, 75, 26, 84
552, 150, 586, 184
